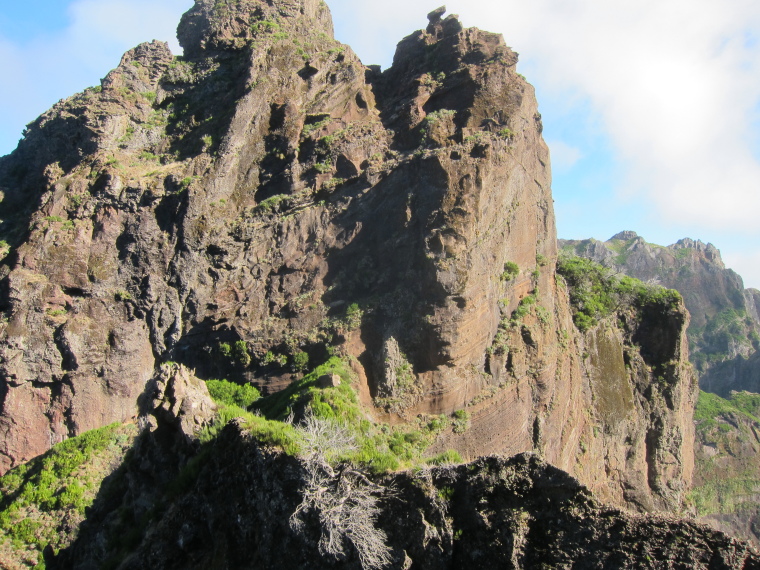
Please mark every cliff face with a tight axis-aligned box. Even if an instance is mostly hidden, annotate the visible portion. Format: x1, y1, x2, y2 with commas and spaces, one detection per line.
559, 232, 760, 396
0, 0, 694, 515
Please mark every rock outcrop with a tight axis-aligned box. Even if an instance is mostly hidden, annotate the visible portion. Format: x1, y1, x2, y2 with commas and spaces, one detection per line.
560, 232, 760, 396
0, 0, 695, 517
53, 422, 759, 569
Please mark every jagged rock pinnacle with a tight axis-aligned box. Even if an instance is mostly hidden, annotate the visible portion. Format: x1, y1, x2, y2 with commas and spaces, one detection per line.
177, 0, 334, 58
610, 230, 638, 241
427, 6, 447, 23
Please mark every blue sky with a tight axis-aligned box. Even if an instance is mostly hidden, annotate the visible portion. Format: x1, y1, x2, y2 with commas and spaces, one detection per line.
2, 0, 760, 288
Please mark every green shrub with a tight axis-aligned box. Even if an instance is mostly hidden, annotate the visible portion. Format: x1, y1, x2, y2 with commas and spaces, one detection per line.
243, 415, 300, 455
218, 340, 251, 367
291, 351, 310, 372
138, 151, 159, 161
501, 261, 519, 281
426, 450, 462, 465
115, 290, 132, 301
511, 294, 536, 322
321, 177, 345, 190
344, 303, 363, 329
556, 255, 681, 332
302, 115, 332, 137
251, 19, 281, 35
206, 379, 260, 408
179, 177, 194, 191
423, 109, 456, 126
254, 194, 288, 214
46, 308, 67, 317
452, 410, 470, 433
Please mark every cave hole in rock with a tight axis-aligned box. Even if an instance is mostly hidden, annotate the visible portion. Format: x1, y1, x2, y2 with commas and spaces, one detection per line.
298, 64, 319, 80
269, 103, 287, 131
62, 287, 88, 298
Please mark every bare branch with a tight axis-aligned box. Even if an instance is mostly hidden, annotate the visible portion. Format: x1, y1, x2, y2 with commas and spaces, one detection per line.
289, 413, 393, 569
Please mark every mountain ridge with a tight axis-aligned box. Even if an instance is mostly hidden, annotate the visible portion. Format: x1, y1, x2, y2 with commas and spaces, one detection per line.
0, 0, 693, 511
0, 1, 742, 567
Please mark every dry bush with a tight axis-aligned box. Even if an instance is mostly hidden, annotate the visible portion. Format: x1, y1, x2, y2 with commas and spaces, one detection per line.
290, 412, 393, 569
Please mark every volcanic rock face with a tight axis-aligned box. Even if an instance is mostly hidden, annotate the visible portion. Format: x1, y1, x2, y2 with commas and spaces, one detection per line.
0, 0, 694, 514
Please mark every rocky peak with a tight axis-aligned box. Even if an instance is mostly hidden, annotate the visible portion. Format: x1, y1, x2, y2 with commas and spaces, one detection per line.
0, 0, 695, 522
674, 237, 723, 266
177, 0, 334, 58
102, 40, 175, 93
610, 230, 638, 241
375, 6, 520, 149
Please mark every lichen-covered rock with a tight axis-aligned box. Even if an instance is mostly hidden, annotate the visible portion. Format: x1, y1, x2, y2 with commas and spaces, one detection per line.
148, 362, 217, 441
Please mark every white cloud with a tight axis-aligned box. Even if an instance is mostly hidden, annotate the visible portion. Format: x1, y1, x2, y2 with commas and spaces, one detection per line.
0, 0, 191, 155
546, 140, 582, 172
67, 0, 188, 54
723, 249, 760, 290
329, 0, 429, 68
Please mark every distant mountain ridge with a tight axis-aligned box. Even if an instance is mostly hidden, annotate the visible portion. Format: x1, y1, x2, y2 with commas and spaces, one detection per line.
560, 231, 760, 396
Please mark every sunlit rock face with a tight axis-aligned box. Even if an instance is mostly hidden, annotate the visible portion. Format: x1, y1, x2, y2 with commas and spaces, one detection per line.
0, 0, 695, 515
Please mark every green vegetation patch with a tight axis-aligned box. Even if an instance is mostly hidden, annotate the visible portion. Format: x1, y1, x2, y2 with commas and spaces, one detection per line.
253, 356, 354, 420
194, 355, 469, 478
688, 474, 760, 517
218, 340, 252, 367
511, 294, 537, 322
249, 357, 460, 473
689, 390, 760, 518
206, 379, 261, 409
556, 255, 681, 332
422, 109, 456, 126
302, 115, 332, 138
0, 423, 136, 566
689, 308, 757, 372
501, 261, 519, 281
694, 390, 760, 428
253, 193, 289, 214
426, 450, 463, 466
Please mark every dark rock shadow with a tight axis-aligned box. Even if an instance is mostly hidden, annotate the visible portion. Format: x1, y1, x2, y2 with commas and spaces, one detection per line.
319, 155, 452, 392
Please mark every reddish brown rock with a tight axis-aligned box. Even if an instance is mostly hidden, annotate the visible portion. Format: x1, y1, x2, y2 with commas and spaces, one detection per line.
0, 0, 695, 516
